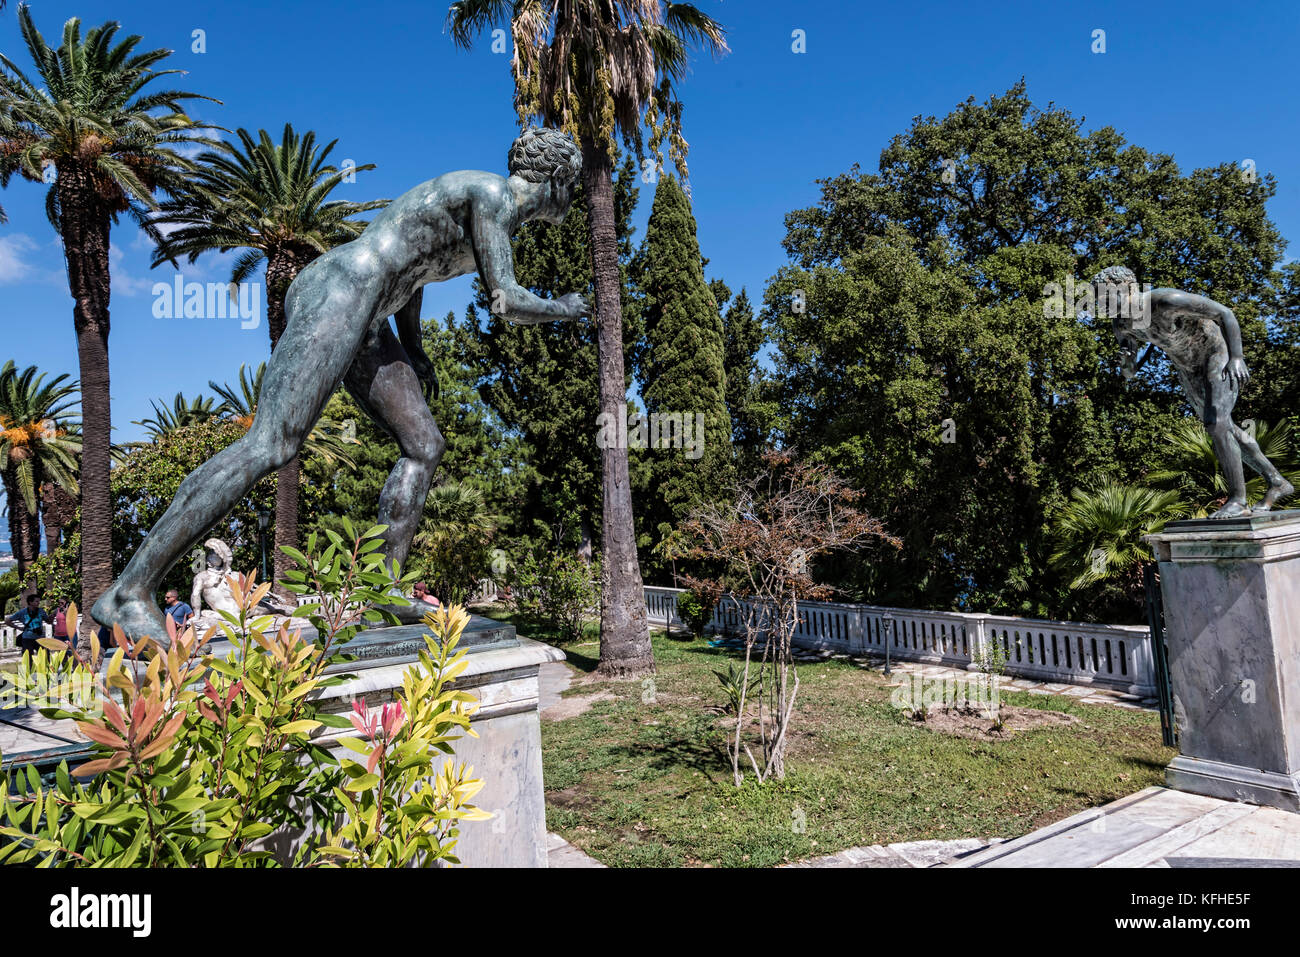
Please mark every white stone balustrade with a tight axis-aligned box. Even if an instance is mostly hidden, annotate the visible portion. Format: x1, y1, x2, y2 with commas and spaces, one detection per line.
0, 620, 55, 656
645, 585, 1155, 698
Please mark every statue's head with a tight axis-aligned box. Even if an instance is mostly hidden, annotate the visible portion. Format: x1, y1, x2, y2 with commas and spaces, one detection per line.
1090, 265, 1138, 312
1090, 265, 1142, 342
203, 538, 233, 572
508, 127, 581, 224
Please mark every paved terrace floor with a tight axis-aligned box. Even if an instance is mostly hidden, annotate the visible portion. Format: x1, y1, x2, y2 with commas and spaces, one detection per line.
952, 787, 1300, 867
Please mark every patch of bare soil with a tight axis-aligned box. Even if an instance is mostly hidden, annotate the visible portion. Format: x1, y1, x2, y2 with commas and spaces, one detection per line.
912, 705, 1080, 740
547, 786, 598, 811
541, 691, 618, 721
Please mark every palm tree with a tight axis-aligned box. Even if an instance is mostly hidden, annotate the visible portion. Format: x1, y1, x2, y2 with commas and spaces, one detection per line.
0, 6, 215, 629
447, 0, 727, 678
411, 481, 503, 604
150, 124, 385, 597
131, 392, 220, 441
0, 360, 81, 588
1146, 417, 1300, 516
1049, 482, 1188, 616
210, 363, 359, 468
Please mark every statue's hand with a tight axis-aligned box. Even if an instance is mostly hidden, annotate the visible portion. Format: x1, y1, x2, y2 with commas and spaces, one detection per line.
410, 349, 439, 401
1223, 357, 1251, 390
1118, 345, 1138, 380
556, 292, 590, 320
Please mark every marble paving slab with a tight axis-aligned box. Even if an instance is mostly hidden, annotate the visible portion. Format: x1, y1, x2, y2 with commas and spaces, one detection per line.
951, 786, 1300, 868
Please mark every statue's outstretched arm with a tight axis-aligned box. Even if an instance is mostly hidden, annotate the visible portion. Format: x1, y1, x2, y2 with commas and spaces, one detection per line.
1215, 303, 1246, 360
471, 206, 588, 324
191, 576, 203, 615
1206, 300, 1251, 388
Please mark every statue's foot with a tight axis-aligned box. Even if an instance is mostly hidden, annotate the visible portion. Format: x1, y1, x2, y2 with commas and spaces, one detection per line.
91, 585, 170, 650
372, 599, 442, 626
1210, 500, 1252, 519
1256, 478, 1296, 512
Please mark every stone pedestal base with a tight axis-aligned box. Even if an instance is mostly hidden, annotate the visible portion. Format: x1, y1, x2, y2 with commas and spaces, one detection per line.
1147, 510, 1300, 813
1165, 755, 1300, 812
253, 616, 563, 866
313, 628, 564, 867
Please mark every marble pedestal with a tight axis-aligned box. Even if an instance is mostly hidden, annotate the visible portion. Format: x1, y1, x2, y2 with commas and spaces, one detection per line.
1147, 510, 1300, 812
314, 621, 563, 866
258, 615, 563, 866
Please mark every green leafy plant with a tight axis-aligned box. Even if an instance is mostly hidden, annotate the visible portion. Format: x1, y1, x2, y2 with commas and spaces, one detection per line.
0, 524, 485, 866
712, 661, 761, 716
318, 604, 490, 866
675, 586, 720, 640
509, 550, 598, 643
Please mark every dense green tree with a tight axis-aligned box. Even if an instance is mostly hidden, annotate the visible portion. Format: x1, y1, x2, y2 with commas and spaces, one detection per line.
0, 7, 213, 628
763, 83, 1293, 620
1250, 262, 1300, 425
636, 174, 732, 564
0, 360, 81, 588
712, 284, 769, 476
424, 313, 528, 509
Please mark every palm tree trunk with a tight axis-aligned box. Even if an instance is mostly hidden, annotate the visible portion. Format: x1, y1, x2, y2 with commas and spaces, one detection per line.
271, 454, 300, 597
2, 470, 40, 593
58, 168, 114, 633
581, 143, 652, 679
265, 250, 312, 600
40, 482, 64, 593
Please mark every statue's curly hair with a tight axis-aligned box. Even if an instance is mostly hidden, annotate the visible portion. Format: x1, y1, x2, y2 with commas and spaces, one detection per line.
1090, 265, 1138, 288
507, 127, 581, 187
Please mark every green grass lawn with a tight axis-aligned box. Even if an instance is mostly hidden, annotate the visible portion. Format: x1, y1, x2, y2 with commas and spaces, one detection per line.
493, 612, 1175, 868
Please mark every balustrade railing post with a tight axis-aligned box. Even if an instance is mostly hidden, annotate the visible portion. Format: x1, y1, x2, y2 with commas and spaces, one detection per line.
882, 610, 894, 676
971, 616, 987, 673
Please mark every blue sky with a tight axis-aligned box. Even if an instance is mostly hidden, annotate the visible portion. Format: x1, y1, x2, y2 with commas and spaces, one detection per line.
1, 0, 1299, 545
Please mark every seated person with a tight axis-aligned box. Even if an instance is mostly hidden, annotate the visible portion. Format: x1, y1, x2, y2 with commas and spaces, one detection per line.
8, 593, 51, 658
412, 582, 441, 608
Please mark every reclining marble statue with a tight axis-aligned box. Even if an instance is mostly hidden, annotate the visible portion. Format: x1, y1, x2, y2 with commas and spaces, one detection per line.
94, 127, 588, 645
1095, 265, 1293, 518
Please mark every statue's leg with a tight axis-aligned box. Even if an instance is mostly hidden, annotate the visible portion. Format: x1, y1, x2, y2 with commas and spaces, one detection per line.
1199, 360, 1250, 518
1232, 422, 1295, 509
343, 319, 445, 573
94, 271, 375, 643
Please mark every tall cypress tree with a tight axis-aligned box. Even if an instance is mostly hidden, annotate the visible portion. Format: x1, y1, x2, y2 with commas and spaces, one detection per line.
714, 284, 769, 476
638, 175, 733, 552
